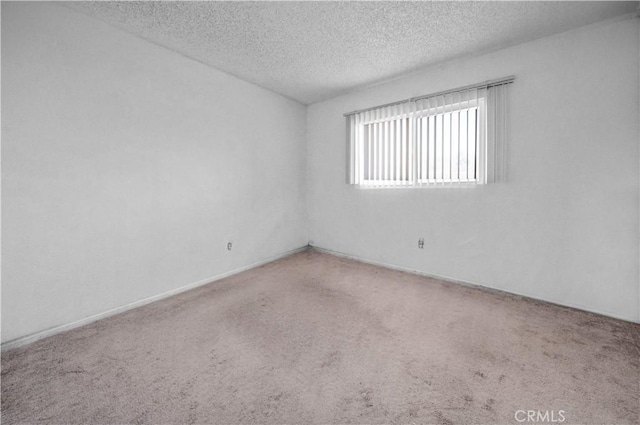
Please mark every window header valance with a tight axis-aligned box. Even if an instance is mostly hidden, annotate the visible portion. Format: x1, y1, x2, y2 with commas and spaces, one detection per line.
343, 76, 515, 117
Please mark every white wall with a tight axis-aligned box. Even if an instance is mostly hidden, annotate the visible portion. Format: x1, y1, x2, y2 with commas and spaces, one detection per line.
307, 16, 640, 322
1, 2, 307, 343
2, 4, 638, 346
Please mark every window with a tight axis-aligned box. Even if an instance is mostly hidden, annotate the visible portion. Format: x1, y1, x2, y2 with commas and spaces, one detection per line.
346, 78, 512, 187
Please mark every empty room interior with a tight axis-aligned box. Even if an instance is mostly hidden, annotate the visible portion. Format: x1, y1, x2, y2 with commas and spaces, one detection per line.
2, 1, 640, 424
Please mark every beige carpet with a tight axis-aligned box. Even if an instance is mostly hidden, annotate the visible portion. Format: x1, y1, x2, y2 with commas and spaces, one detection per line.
2, 250, 639, 424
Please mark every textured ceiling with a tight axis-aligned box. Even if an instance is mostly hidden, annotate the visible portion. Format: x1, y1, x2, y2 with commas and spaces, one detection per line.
65, 1, 637, 104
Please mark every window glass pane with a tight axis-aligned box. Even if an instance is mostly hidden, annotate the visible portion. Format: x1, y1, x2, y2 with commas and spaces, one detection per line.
353, 101, 482, 186
416, 106, 478, 183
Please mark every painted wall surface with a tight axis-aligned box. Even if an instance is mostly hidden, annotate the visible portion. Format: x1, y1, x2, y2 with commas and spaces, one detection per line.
307, 16, 640, 322
1, 3, 307, 342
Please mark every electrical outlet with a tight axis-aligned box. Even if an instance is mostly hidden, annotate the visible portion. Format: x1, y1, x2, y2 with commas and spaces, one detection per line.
418, 238, 424, 249
227, 242, 232, 251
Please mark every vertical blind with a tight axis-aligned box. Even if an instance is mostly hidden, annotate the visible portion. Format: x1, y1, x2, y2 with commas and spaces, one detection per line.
347, 78, 513, 187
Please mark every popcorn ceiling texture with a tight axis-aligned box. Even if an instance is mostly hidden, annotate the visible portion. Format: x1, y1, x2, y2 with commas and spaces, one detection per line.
65, 1, 636, 104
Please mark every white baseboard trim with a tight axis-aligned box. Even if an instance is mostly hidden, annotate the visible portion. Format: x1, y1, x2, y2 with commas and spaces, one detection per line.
1, 245, 309, 352
311, 246, 639, 324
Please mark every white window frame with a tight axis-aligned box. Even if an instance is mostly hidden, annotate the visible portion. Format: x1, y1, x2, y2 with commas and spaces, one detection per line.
346, 78, 512, 189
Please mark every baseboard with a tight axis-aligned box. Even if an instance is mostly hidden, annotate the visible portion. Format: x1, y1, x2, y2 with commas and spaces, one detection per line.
311, 246, 639, 324
1, 245, 309, 352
